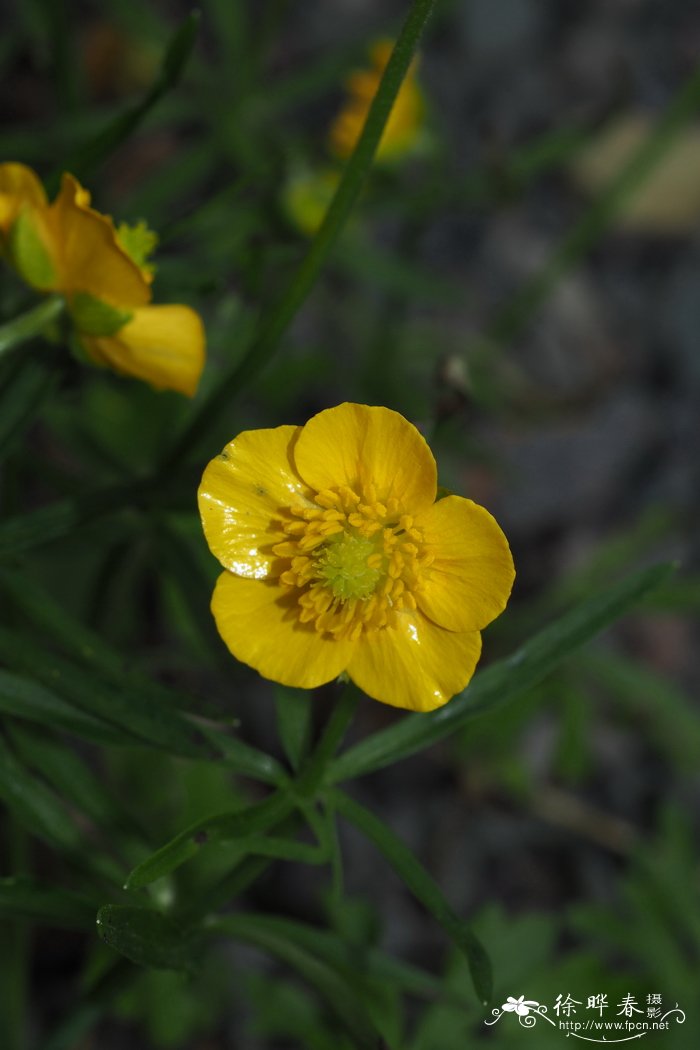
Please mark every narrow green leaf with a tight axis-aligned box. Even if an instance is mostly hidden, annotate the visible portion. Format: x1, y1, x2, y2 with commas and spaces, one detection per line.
0, 568, 130, 676
65, 12, 200, 178
0, 877, 96, 929
0, 573, 284, 783
213, 913, 383, 1048
331, 788, 492, 1004
0, 480, 148, 559
330, 562, 675, 782
177, 814, 304, 924
0, 669, 128, 746
125, 790, 295, 889
0, 629, 214, 759
0, 734, 83, 852
275, 686, 313, 771
96, 905, 195, 971
221, 911, 470, 1008
195, 723, 285, 784
7, 723, 134, 831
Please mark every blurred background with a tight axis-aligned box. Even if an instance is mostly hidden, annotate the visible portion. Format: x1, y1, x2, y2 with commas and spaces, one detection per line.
1, 0, 699, 1047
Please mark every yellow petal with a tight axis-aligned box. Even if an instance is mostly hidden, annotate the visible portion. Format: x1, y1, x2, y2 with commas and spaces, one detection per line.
347, 612, 482, 712
199, 425, 313, 579
414, 495, 515, 632
293, 403, 437, 512
80, 304, 205, 396
0, 163, 47, 232
212, 571, 355, 689
48, 173, 151, 303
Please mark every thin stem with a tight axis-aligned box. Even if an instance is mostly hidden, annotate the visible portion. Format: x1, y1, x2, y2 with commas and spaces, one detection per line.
160, 0, 437, 472
296, 685, 360, 798
0, 296, 64, 357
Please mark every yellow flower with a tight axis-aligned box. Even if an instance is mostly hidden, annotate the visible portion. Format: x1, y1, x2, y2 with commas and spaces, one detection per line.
329, 39, 425, 163
198, 403, 515, 712
281, 166, 341, 237
0, 162, 205, 396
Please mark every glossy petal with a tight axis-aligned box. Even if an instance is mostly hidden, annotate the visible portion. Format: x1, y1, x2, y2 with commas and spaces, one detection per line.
80, 304, 205, 396
199, 425, 313, 579
347, 611, 482, 712
415, 495, 515, 632
212, 571, 355, 688
0, 163, 47, 232
294, 403, 437, 512
48, 174, 151, 304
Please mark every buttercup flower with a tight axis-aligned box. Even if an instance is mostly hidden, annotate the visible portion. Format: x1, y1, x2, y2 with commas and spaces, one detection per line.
329, 39, 425, 164
0, 161, 205, 396
198, 403, 514, 711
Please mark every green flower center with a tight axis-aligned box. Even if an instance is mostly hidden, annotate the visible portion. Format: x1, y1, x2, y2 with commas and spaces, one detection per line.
317, 532, 381, 600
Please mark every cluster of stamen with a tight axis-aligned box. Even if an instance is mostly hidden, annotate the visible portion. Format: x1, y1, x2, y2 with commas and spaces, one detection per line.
272, 483, 434, 641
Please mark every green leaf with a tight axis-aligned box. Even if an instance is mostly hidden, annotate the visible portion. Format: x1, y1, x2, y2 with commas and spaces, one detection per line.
0, 629, 214, 760
0, 568, 130, 677
0, 669, 128, 746
330, 562, 675, 782
7, 723, 139, 833
0, 569, 283, 782
331, 789, 492, 1005
0, 734, 83, 852
125, 790, 296, 889
212, 913, 383, 1048
0, 877, 96, 929
96, 905, 195, 971
225, 911, 471, 1009
0, 479, 150, 559
275, 686, 313, 771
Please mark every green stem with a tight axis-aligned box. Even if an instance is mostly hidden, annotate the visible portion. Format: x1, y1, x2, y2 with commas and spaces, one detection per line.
160, 0, 437, 471
0, 296, 64, 357
296, 685, 359, 798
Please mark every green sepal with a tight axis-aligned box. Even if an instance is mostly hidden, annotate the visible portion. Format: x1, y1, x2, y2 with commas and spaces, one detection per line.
8, 209, 57, 290
117, 220, 158, 276
70, 292, 132, 337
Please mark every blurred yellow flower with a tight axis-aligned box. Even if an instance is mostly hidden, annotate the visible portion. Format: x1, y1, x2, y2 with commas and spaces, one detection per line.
329, 39, 425, 163
281, 167, 340, 236
198, 403, 514, 711
0, 162, 205, 396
